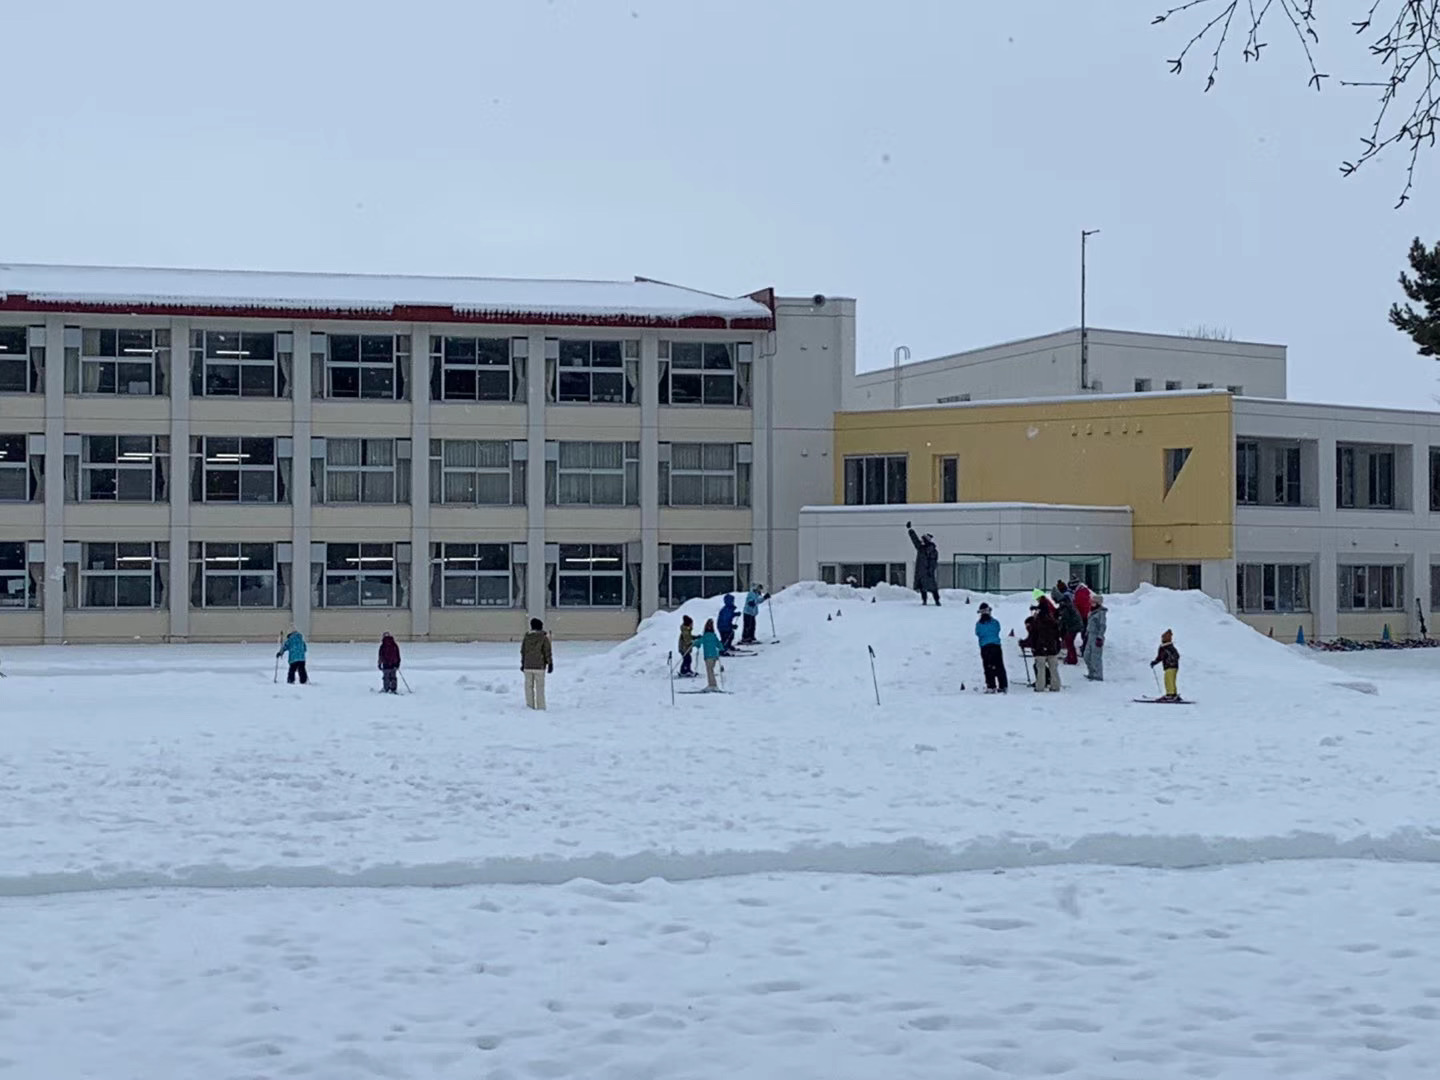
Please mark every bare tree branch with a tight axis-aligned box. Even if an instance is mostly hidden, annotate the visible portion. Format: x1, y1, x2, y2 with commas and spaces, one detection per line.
1154, 1, 1440, 206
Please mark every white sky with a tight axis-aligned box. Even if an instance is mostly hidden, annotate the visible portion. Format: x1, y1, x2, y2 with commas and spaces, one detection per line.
6, 0, 1438, 408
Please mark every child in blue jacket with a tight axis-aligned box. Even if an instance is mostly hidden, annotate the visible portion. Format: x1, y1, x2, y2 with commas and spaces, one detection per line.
717, 595, 739, 654
975, 603, 1008, 693
276, 627, 308, 684
739, 584, 769, 646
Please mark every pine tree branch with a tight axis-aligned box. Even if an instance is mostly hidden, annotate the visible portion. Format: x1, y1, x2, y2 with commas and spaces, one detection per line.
1156, 1, 1440, 206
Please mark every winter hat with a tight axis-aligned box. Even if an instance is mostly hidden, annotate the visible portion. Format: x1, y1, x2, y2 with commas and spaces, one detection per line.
1091, 595, 1104, 607
681, 614, 693, 625
1161, 629, 1173, 643
977, 603, 991, 615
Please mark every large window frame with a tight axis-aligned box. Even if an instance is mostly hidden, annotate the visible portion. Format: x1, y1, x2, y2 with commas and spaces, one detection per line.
0, 541, 39, 609
0, 327, 44, 394
1153, 563, 1203, 590
843, 454, 908, 506
430, 543, 519, 608
1337, 563, 1405, 612
313, 438, 410, 505
315, 542, 409, 609
313, 333, 410, 401
659, 341, 753, 407
189, 542, 286, 609
190, 330, 290, 398
551, 543, 627, 608
661, 443, 751, 507
1336, 444, 1396, 510
429, 335, 528, 403
74, 435, 169, 503
77, 541, 168, 609
0, 434, 42, 502
190, 436, 289, 504
429, 440, 526, 506
547, 338, 639, 405
819, 563, 909, 589
667, 544, 740, 606
547, 441, 639, 507
1236, 562, 1312, 614
75, 328, 170, 396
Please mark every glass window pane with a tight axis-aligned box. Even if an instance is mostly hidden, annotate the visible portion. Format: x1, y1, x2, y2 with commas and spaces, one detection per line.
327, 576, 359, 607
239, 574, 275, 606
241, 439, 275, 466
360, 366, 394, 399
240, 364, 276, 397
476, 545, 509, 572
360, 577, 394, 606
476, 575, 509, 606
83, 576, 116, 607
444, 369, 477, 399
558, 576, 590, 606
444, 337, 477, 362
592, 576, 623, 606
670, 373, 702, 404
117, 469, 153, 501
591, 474, 624, 505
443, 575, 478, 606
327, 544, 359, 571
558, 341, 590, 367
702, 444, 734, 470
206, 575, 239, 607
702, 374, 734, 405
591, 341, 623, 368
240, 470, 274, 502
670, 342, 702, 369
671, 544, 702, 572
328, 336, 359, 363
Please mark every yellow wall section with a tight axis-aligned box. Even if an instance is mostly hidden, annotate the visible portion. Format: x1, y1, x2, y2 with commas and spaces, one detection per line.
834, 395, 1234, 560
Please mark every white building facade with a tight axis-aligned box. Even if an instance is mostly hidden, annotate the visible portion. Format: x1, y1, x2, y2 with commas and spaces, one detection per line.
0, 265, 852, 643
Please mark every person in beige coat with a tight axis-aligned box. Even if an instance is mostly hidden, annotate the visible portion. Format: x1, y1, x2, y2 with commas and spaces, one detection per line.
520, 617, 554, 710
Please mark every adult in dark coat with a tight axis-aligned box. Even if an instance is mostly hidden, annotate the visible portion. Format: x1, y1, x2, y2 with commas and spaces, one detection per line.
1020, 599, 1062, 692
906, 522, 941, 606
1056, 591, 1084, 665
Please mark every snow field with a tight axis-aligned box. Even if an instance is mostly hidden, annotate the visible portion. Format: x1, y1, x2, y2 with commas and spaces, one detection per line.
3, 582, 1439, 1077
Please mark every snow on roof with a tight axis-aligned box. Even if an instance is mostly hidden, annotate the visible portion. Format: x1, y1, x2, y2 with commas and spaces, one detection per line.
0, 263, 775, 329
800, 502, 1132, 515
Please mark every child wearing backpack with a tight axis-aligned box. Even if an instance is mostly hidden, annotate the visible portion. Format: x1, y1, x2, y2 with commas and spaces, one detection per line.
1150, 629, 1180, 701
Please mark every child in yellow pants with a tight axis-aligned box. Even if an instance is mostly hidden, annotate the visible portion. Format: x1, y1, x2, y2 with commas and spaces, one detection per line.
1150, 629, 1180, 701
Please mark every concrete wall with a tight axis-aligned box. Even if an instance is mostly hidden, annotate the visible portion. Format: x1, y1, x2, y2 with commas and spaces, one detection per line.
847, 328, 1286, 409
798, 503, 1137, 593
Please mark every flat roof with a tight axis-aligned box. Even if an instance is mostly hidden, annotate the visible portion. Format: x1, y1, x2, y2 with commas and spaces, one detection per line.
841, 387, 1233, 415
0, 263, 775, 330
800, 502, 1132, 514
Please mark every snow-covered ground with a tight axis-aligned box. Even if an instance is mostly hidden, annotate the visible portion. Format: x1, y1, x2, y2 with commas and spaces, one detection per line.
2, 584, 1438, 1078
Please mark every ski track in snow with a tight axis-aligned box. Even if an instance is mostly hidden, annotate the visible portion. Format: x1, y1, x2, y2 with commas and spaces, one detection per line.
4, 584, 1440, 1077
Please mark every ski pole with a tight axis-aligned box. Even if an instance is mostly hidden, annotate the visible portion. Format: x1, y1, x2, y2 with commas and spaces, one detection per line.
867, 645, 881, 706
768, 599, 778, 643
667, 650, 675, 707
273, 649, 280, 684
400, 671, 412, 694
1151, 666, 1163, 695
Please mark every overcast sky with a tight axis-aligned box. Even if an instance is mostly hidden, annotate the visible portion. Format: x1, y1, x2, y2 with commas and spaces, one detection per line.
7, 0, 1438, 408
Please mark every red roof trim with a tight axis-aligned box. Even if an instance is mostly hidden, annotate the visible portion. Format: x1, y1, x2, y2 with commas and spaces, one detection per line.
0, 294, 776, 332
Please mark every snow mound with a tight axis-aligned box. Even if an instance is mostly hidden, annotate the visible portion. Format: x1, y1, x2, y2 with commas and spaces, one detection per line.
580, 581, 1333, 708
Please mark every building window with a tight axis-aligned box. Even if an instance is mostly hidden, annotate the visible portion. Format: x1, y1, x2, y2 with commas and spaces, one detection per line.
547, 339, 639, 404
1197, 382, 1214, 390
939, 456, 958, 503
1337, 445, 1395, 509
843, 454, 907, 506
1236, 563, 1311, 613
1274, 445, 1301, 504
0, 542, 39, 609
190, 542, 284, 608
429, 336, 527, 403
661, 443, 751, 507
1134, 378, 1152, 392
1431, 564, 1440, 613
820, 563, 908, 589
1432, 448, 1440, 512
659, 341, 753, 407
0, 327, 44, 393
937, 393, 971, 404
72, 435, 169, 502
74, 328, 170, 395
1227, 385, 1244, 394
1338, 564, 1405, 612
78, 542, 168, 609
0, 434, 42, 502
551, 543, 626, 607
1153, 563, 1202, 590
429, 440, 525, 506
1163, 447, 1192, 495
314, 333, 410, 401
668, 544, 740, 605
547, 442, 639, 507
190, 331, 290, 398
190, 437, 289, 503
1165, 380, 1182, 391
314, 438, 410, 504
430, 543, 518, 608
1236, 441, 1259, 505
316, 542, 408, 608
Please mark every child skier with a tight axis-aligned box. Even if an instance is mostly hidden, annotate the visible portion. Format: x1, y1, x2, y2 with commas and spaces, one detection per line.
699, 618, 723, 691
1150, 629, 1180, 701
975, 602, 1008, 693
276, 626, 308, 684
739, 584, 769, 646
717, 594, 739, 654
678, 614, 696, 677
377, 631, 401, 694
1082, 595, 1106, 681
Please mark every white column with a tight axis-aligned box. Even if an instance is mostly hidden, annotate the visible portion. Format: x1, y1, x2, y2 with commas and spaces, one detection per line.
168, 318, 191, 641
1317, 436, 1338, 638
639, 333, 660, 616
409, 324, 431, 638
750, 333, 773, 587
291, 321, 313, 635
525, 330, 547, 618
41, 315, 65, 643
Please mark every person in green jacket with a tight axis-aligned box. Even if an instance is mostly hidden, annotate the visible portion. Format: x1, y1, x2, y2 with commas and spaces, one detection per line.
677, 615, 696, 677
698, 618, 723, 691
520, 617, 553, 710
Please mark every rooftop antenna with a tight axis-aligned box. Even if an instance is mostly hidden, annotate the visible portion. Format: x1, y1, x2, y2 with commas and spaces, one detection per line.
1080, 228, 1100, 391
893, 345, 910, 409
